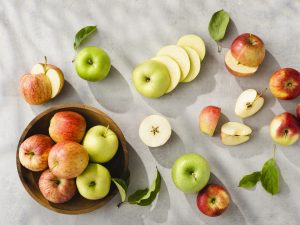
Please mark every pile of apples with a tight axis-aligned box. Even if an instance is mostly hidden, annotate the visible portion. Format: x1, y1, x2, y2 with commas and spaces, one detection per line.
18, 111, 120, 203
132, 34, 206, 98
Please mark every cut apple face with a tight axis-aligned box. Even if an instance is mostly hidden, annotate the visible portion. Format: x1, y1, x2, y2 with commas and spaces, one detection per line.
31, 63, 64, 98
181, 47, 201, 83
235, 89, 264, 118
139, 115, 172, 147
225, 50, 258, 77
157, 45, 190, 81
177, 34, 206, 61
221, 122, 252, 146
152, 55, 181, 93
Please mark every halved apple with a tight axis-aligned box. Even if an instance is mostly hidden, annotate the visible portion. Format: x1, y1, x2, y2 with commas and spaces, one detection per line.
31, 63, 64, 98
235, 89, 264, 118
157, 45, 190, 81
181, 47, 201, 83
177, 34, 206, 61
152, 55, 181, 93
221, 122, 252, 146
225, 50, 258, 77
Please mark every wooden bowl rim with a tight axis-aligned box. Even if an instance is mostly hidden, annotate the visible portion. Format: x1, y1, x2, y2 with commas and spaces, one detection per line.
16, 104, 129, 214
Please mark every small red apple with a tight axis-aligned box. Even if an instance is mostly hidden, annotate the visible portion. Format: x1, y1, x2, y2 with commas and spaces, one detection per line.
38, 169, 77, 203
18, 134, 54, 171
269, 68, 300, 100
297, 103, 300, 119
231, 33, 265, 67
48, 141, 89, 179
199, 106, 221, 136
197, 184, 230, 217
49, 111, 86, 143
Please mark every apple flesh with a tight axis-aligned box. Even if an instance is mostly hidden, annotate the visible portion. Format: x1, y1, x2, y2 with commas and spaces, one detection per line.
49, 111, 86, 143
177, 34, 206, 61
197, 184, 230, 217
19, 73, 52, 105
181, 46, 201, 83
19, 134, 54, 171
221, 122, 252, 146
199, 106, 221, 136
225, 50, 258, 77
270, 112, 300, 146
38, 169, 76, 203
269, 68, 300, 100
231, 33, 265, 67
48, 141, 89, 179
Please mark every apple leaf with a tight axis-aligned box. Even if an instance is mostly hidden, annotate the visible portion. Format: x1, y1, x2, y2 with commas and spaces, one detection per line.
238, 171, 261, 189
208, 9, 230, 42
261, 158, 280, 195
74, 25, 97, 50
112, 178, 128, 203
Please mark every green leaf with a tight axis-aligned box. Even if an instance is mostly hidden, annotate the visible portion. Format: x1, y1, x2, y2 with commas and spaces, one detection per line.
128, 169, 161, 206
74, 25, 97, 50
261, 158, 280, 195
238, 171, 261, 189
208, 9, 230, 42
112, 178, 128, 203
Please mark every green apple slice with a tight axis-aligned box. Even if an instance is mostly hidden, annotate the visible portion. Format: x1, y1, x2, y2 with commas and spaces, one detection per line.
177, 34, 206, 61
152, 56, 181, 93
157, 45, 190, 81
181, 47, 201, 83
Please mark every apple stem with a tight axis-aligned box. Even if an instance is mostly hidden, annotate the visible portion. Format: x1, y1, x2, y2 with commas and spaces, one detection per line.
43, 56, 48, 73
249, 88, 268, 107
104, 125, 110, 136
117, 201, 127, 208
217, 42, 222, 53
273, 144, 276, 160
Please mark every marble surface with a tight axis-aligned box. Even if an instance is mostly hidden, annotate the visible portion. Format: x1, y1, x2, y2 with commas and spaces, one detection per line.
1, 0, 300, 224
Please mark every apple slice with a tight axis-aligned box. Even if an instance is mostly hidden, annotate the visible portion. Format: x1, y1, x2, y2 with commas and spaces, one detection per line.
157, 45, 190, 81
235, 89, 264, 118
152, 55, 181, 93
221, 122, 252, 146
220, 133, 250, 146
139, 115, 172, 147
181, 47, 201, 83
199, 106, 221, 136
177, 34, 206, 61
31, 63, 64, 98
225, 50, 258, 77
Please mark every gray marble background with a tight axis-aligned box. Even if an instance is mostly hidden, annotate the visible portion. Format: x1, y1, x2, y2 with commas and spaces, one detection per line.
1, 0, 300, 224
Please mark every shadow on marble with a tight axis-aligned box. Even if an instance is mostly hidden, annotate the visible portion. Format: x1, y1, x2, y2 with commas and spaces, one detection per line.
213, 113, 230, 136
280, 146, 300, 169
88, 66, 134, 113
30, 81, 82, 114
219, 19, 239, 50
144, 51, 218, 118
277, 98, 299, 114
149, 131, 185, 169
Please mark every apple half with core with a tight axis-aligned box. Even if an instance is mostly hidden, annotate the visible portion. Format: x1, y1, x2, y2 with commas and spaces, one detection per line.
235, 89, 264, 118
221, 122, 252, 146
199, 106, 221, 136
270, 112, 300, 146
181, 46, 201, 83
83, 125, 119, 163
75, 46, 111, 81
76, 163, 111, 200
38, 169, 77, 204
172, 153, 210, 193
132, 60, 170, 98
177, 34, 206, 61
19, 134, 54, 171
197, 184, 230, 217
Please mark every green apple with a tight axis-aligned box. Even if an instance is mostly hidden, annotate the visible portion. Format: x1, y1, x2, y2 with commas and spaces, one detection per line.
172, 153, 210, 193
75, 46, 111, 81
132, 60, 170, 98
76, 163, 111, 200
83, 125, 119, 163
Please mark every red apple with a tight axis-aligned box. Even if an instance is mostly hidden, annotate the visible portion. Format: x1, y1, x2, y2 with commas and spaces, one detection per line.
19, 73, 52, 105
270, 112, 300, 146
297, 103, 300, 119
197, 184, 230, 217
38, 169, 76, 203
269, 68, 300, 100
199, 106, 221, 136
18, 134, 54, 171
49, 111, 86, 143
48, 141, 89, 179
231, 33, 265, 67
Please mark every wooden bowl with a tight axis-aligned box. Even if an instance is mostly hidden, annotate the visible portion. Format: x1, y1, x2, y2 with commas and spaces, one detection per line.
16, 104, 129, 214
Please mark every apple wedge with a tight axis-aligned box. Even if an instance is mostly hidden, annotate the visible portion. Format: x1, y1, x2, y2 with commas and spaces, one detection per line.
152, 55, 181, 93
181, 47, 201, 83
177, 34, 206, 61
225, 50, 258, 77
31, 63, 64, 98
235, 89, 264, 118
157, 45, 190, 81
199, 106, 221, 136
221, 122, 252, 146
